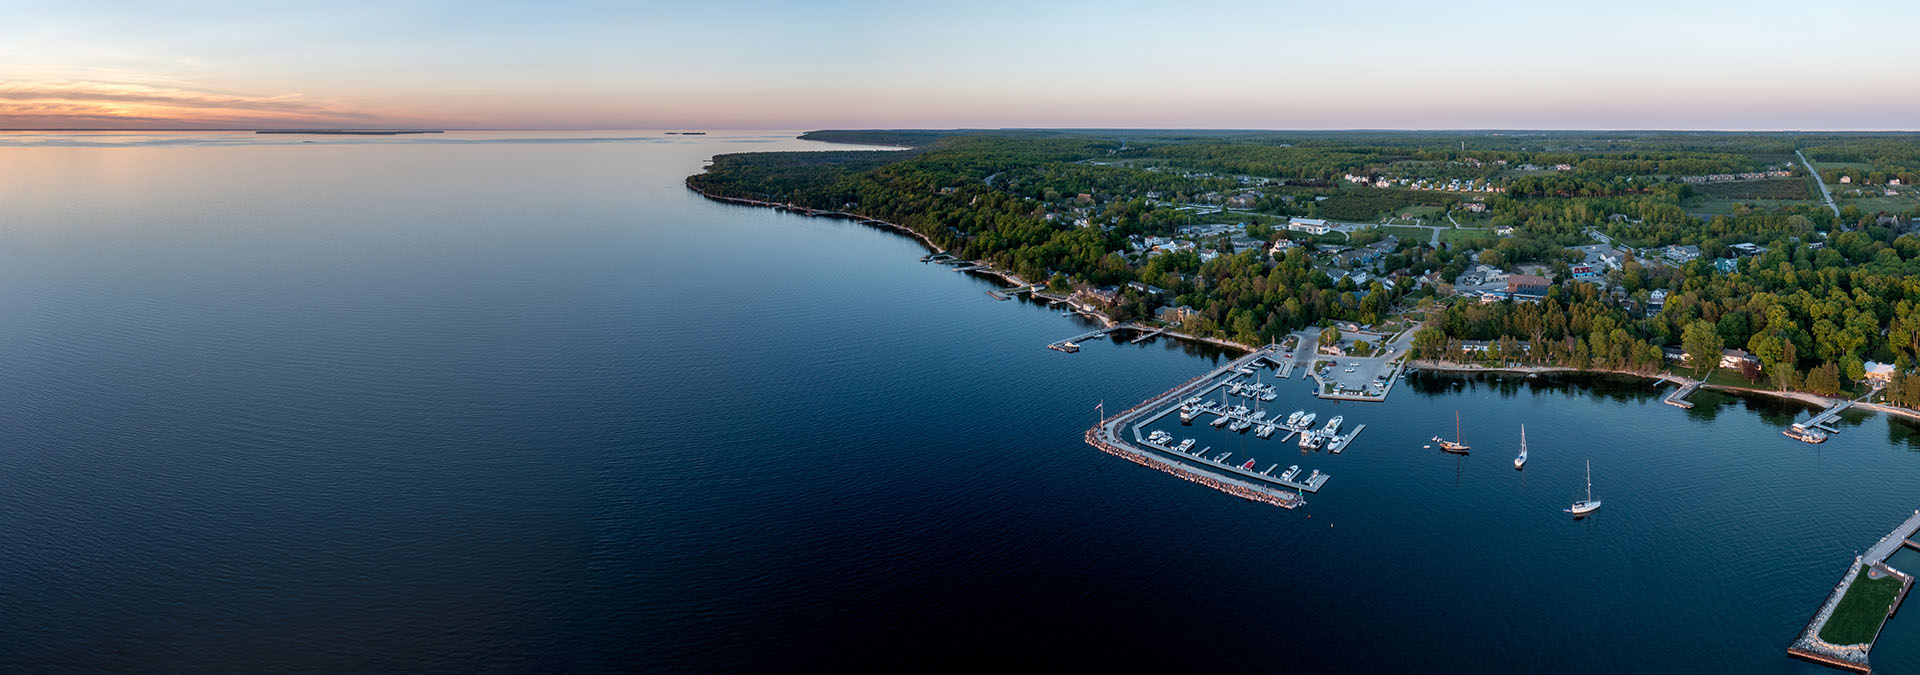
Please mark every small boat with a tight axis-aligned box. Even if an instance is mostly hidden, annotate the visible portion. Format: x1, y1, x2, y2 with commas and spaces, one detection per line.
1241, 459, 1257, 470
1175, 439, 1195, 453
1783, 425, 1828, 444
1438, 411, 1470, 454
1286, 411, 1304, 426
1514, 425, 1529, 469
1323, 416, 1343, 435
1282, 465, 1301, 480
1297, 412, 1317, 429
1567, 460, 1602, 516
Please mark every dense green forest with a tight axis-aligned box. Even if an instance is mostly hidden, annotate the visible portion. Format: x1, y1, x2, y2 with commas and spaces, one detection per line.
692, 130, 1920, 396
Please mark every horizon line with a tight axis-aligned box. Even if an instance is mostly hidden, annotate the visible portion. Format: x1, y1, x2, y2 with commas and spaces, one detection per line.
7, 126, 1920, 134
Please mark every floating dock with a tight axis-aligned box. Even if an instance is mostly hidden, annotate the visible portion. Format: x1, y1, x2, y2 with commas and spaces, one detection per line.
1326, 424, 1366, 454
1789, 509, 1920, 673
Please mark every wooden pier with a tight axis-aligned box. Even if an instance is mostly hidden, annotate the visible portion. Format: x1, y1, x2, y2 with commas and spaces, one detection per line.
1048, 327, 1118, 353
1789, 509, 1920, 673
1663, 380, 1699, 408
1801, 400, 1852, 434
1130, 326, 1170, 344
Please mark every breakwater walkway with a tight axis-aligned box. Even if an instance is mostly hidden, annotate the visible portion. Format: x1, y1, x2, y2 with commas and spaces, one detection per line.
1789, 509, 1920, 672
1087, 346, 1309, 508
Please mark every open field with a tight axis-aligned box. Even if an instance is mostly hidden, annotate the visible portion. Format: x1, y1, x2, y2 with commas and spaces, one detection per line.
1692, 178, 1812, 201
1376, 225, 1430, 241
1818, 565, 1902, 645
1837, 194, 1919, 214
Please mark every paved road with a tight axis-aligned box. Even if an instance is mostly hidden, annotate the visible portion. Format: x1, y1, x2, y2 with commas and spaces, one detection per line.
1798, 149, 1841, 217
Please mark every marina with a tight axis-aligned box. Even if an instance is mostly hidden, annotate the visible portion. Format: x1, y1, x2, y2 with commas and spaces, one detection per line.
1088, 344, 1366, 506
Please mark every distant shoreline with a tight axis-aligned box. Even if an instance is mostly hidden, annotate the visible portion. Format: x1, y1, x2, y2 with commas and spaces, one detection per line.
256, 130, 444, 136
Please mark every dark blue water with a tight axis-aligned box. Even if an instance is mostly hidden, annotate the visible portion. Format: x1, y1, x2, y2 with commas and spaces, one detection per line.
3, 131, 1919, 672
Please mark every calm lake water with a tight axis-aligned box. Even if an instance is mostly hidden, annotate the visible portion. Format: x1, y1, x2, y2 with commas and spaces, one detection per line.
3, 130, 1919, 672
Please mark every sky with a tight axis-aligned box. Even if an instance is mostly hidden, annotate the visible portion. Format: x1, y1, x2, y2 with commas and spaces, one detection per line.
4, 0, 1917, 130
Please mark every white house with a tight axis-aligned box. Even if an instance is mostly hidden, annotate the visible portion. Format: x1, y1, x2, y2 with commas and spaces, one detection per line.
1864, 361, 1897, 383
1287, 218, 1332, 235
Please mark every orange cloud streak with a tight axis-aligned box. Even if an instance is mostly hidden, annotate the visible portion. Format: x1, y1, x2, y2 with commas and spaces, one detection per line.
0, 81, 420, 129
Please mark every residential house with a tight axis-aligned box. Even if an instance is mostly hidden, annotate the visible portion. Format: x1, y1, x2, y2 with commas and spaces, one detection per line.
1569, 264, 1597, 278
1648, 289, 1668, 311
1662, 245, 1702, 264
1126, 281, 1167, 298
1728, 242, 1767, 256
1841, 175, 1853, 184
1461, 202, 1488, 213
1494, 225, 1515, 236
1864, 361, 1897, 383
1719, 349, 1760, 370
1269, 239, 1299, 255
1157, 305, 1197, 323
1713, 258, 1740, 274
1456, 264, 1508, 287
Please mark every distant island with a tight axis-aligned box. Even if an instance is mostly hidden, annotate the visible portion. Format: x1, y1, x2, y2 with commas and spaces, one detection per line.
665, 132, 706, 135
256, 130, 445, 135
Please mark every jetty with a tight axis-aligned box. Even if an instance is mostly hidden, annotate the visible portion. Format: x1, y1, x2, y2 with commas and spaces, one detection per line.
1784, 399, 1853, 443
1049, 327, 1117, 353
1326, 424, 1366, 454
1802, 400, 1852, 434
1130, 326, 1170, 344
1664, 379, 1700, 408
1789, 510, 1920, 673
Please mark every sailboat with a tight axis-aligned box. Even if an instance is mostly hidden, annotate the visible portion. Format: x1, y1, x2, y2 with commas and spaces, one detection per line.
1513, 425, 1529, 470
1567, 460, 1602, 516
1435, 411, 1470, 454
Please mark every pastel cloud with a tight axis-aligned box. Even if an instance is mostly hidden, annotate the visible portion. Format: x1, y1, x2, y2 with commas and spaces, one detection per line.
0, 81, 410, 129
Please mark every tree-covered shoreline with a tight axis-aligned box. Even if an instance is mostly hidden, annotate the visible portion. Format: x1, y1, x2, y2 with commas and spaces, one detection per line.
690, 130, 1920, 405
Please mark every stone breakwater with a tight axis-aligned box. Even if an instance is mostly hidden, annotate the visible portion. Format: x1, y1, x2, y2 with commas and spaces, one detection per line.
1084, 428, 1301, 509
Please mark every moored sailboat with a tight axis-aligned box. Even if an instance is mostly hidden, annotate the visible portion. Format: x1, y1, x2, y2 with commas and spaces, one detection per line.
1514, 425, 1528, 470
1567, 460, 1602, 516
1436, 411, 1470, 454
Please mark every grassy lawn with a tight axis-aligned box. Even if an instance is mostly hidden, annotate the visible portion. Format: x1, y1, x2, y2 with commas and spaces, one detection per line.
1377, 225, 1431, 241
1837, 194, 1918, 213
1820, 565, 1903, 645
1390, 205, 1445, 221
1437, 227, 1493, 245
1814, 160, 1876, 171
1694, 367, 1761, 388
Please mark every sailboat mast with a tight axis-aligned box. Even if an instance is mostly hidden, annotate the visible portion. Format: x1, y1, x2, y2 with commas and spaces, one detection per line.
1585, 460, 1593, 501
